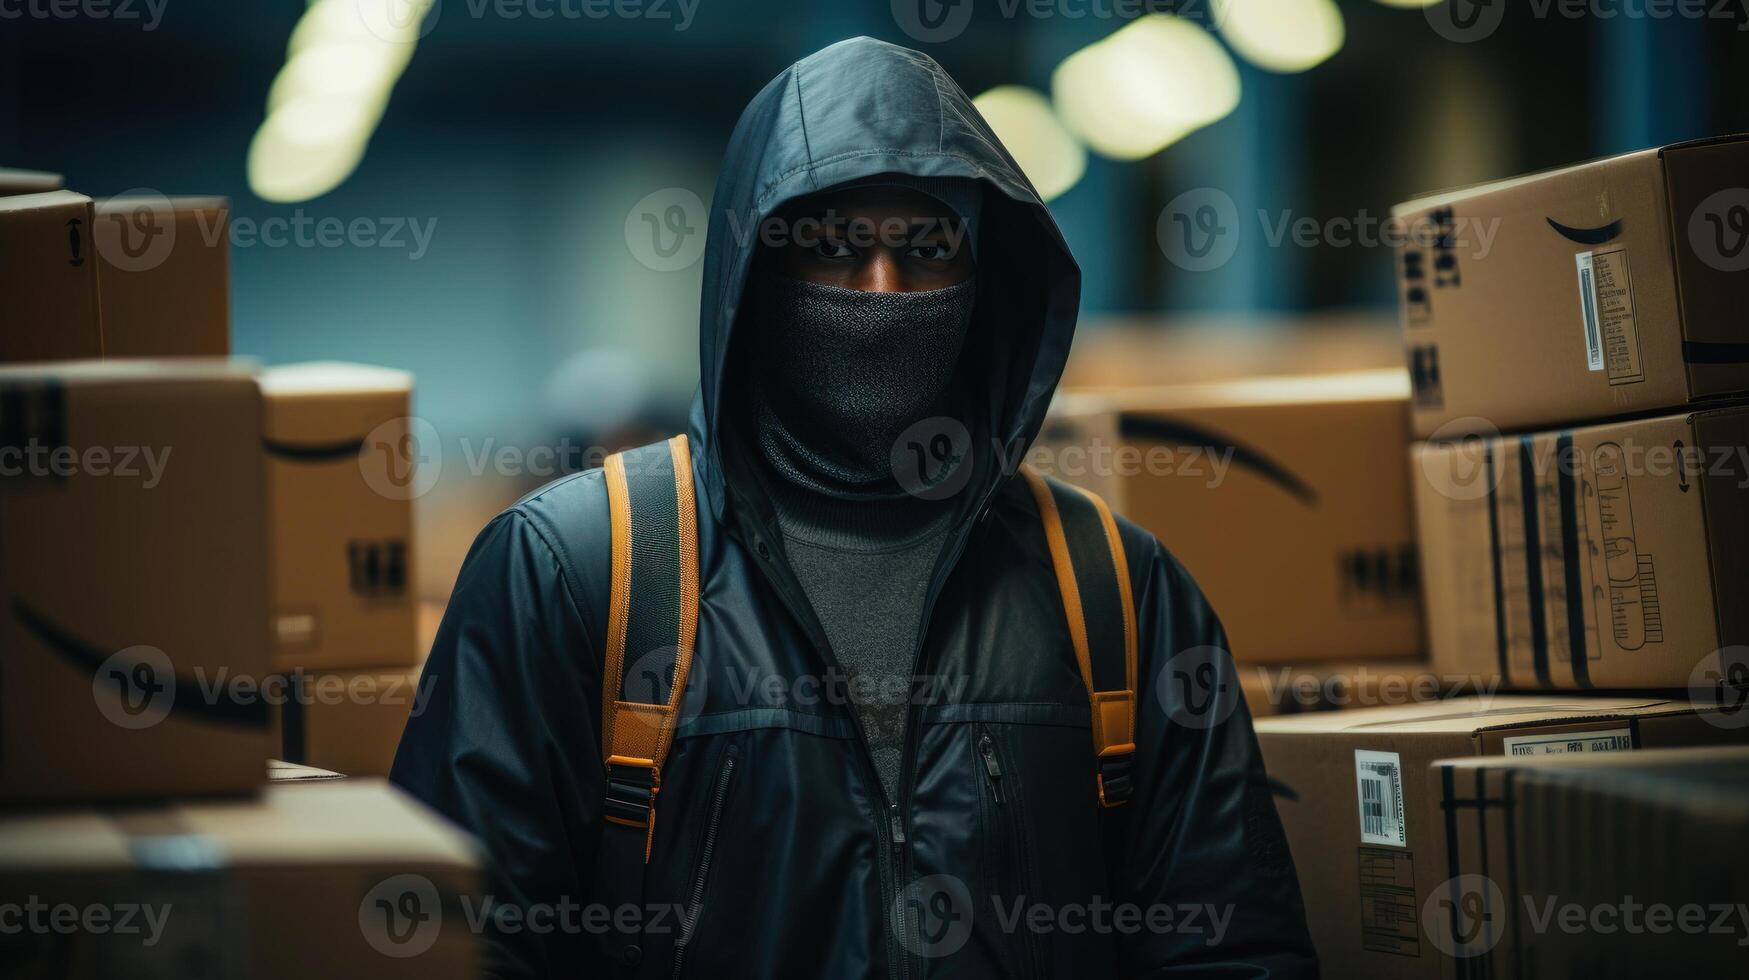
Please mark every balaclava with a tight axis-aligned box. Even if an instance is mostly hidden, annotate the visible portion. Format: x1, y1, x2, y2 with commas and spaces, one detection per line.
747, 175, 982, 499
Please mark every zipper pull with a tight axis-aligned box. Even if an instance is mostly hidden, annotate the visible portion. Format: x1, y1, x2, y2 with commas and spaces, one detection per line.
978, 735, 1004, 804
889, 804, 907, 847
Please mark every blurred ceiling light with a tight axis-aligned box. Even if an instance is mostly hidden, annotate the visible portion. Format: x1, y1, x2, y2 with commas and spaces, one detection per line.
249, 0, 433, 202
1051, 15, 1241, 160
267, 43, 400, 112
1212, 0, 1346, 73
972, 86, 1086, 201
248, 97, 377, 203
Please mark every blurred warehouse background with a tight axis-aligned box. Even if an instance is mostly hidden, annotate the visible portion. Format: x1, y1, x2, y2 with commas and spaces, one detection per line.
3, 0, 1746, 595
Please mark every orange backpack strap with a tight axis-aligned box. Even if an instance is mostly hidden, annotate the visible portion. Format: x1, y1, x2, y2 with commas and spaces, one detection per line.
591, 435, 699, 971
599, 434, 700, 859
1023, 468, 1139, 807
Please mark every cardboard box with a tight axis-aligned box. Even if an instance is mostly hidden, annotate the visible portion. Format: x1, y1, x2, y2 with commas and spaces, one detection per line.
0, 361, 273, 803
1238, 661, 1485, 718
1413, 405, 1749, 689
0, 191, 104, 364
1509, 747, 1749, 976
262, 363, 418, 671
1255, 696, 1744, 980
1394, 136, 1749, 438
94, 196, 231, 357
0, 167, 64, 196
1072, 369, 1420, 663
0, 780, 479, 979
269, 759, 346, 782
1433, 747, 1749, 978
272, 661, 427, 778
1062, 311, 1403, 390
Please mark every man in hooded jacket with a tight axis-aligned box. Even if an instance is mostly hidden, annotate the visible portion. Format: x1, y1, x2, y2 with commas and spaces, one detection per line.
393, 36, 1317, 979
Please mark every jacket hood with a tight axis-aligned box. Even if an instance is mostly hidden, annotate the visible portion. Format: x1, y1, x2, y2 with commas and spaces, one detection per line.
694, 36, 1082, 519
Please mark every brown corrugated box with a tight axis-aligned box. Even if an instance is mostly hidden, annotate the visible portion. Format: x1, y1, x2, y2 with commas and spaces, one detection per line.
1239, 661, 1487, 719
0, 780, 479, 979
1067, 369, 1420, 663
1412, 405, 1749, 689
1433, 746, 1749, 978
0, 361, 273, 803
271, 659, 429, 778
262, 363, 419, 672
1394, 136, 1749, 438
0, 191, 104, 363
0, 167, 65, 196
1255, 696, 1745, 980
94, 195, 231, 357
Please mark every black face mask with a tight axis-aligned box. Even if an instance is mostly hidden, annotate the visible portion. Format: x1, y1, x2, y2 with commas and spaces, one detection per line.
748, 274, 977, 498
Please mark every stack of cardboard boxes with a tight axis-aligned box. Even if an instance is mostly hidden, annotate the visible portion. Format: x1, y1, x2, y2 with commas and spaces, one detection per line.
1251, 136, 1749, 978
1040, 367, 1454, 719
0, 173, 472, 977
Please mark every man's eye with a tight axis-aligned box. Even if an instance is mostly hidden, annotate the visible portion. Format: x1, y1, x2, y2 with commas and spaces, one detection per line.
813, 240, 855, 259
908, 243, 952, 261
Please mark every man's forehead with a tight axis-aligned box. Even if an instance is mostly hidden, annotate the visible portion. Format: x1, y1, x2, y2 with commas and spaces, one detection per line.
788, 185, 958, 223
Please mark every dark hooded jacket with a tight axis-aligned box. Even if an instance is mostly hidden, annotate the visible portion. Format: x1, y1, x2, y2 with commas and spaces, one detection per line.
392, 37, 1317, 980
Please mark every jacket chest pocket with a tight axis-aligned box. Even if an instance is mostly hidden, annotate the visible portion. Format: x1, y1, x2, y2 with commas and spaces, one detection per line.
971, 723, 1046, 979
669, 740, 741, 980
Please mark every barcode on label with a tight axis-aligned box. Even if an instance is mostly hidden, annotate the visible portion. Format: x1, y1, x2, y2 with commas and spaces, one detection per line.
1575, 251, 1605, 372
1354, 749, 1406, 847
1502, 727, 1634, 756
1361, 777, 1386, 838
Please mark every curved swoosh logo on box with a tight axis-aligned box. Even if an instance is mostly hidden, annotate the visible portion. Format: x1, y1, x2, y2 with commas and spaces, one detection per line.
12, 599, 270, 728
262, 436, 367, 462
1546, 216, 1623, 246
1118, 414, 1320, 505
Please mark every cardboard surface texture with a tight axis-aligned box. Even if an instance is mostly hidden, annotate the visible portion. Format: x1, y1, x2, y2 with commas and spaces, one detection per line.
1413, 406, 1749, 689
94, 196, 231, 357
0, 167, 65, 196
1394, 136, 1749, 437
0, 191, 104, 363
1071, 369, 1421, 663
1433, 746, 1749, 978
0, 361, 272, 803
262, 363, 418, 671
1255, 696, 1747, 980
271, 660, 427, 778
0, 780, 479, 979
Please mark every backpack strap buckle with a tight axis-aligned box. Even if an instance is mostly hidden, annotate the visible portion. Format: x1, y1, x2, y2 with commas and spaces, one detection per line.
604, 755, 660, 828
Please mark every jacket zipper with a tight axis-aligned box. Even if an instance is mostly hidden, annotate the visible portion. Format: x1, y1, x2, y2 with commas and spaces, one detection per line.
671, 744, 739, 980
977, 732, 1004, 804
736, 489, 996, 980
976, 726, 1043, 980
890, 507, 989, 980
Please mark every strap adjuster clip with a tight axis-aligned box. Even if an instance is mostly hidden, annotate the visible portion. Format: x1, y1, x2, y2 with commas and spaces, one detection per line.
1097, 749, 1135, 808
604, 755, 660, 828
